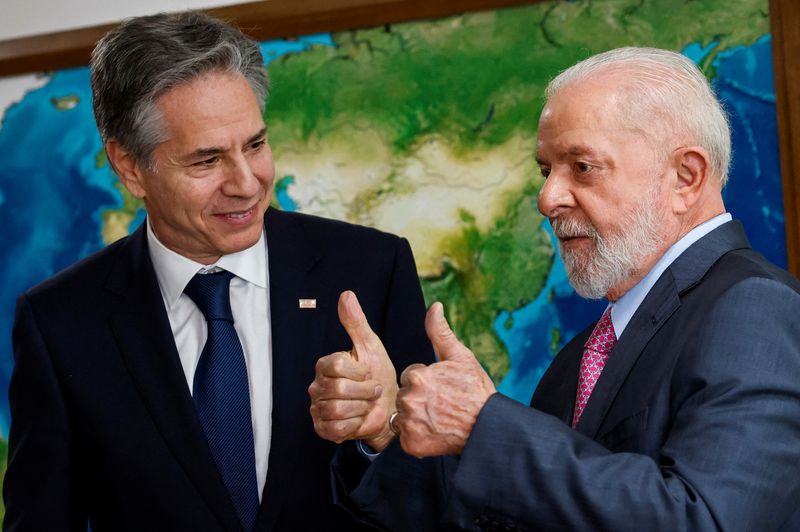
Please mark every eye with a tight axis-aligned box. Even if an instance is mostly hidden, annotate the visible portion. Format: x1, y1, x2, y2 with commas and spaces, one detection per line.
249, 139, 266, 151
575, 162, 593, 174
193, 156, 219, 167
539, 165, 551, 178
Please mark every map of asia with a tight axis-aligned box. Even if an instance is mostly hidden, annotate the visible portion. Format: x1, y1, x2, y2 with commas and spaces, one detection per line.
0, 0, 786, 511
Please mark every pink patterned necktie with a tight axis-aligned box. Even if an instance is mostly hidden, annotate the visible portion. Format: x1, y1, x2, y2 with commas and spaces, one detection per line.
572, 307, 617, 428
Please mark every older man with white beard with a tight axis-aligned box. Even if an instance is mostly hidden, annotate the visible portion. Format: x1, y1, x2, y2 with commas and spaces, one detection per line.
308, 47, 800, 531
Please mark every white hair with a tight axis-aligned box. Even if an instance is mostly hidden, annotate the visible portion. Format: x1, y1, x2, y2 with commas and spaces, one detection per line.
545, 47, 732, 186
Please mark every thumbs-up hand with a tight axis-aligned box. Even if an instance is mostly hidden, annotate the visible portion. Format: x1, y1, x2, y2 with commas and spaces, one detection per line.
394, 302, 496, 457
308, 291, 399, 451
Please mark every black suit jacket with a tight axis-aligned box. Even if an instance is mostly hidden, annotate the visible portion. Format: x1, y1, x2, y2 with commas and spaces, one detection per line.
4, 208, 435, 531
333, 220, 800, 531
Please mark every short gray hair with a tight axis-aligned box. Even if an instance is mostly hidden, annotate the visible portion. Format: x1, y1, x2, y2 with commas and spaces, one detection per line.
90, 11, 268, 169
545, 47, 731, 185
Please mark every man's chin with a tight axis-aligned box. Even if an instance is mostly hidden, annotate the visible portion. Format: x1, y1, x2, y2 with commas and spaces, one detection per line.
565, 271, 608, 300
216, 225, 264, 254
559, 248, 592, 271
562, 258, 608, 300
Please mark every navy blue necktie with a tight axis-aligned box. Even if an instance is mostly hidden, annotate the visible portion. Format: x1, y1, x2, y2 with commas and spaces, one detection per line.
184, 271, 259, 531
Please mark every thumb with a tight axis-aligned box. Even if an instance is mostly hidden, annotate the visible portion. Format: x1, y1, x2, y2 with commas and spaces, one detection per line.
338, 290, 383, 363
425, 302, 474, 362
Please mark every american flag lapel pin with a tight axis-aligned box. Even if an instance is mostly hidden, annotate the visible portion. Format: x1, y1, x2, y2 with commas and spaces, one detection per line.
298, 298, 317, 309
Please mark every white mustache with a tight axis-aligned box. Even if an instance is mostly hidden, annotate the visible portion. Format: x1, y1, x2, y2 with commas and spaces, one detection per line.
550, 217, 599, 241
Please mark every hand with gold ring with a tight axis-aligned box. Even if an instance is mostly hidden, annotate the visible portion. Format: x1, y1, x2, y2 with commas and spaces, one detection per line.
388, 411, 401, 435
308, 291, 400, 452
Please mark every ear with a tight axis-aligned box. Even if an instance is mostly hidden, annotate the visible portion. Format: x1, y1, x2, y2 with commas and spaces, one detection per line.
105, 139, 147, 199
670, 146, 711, 215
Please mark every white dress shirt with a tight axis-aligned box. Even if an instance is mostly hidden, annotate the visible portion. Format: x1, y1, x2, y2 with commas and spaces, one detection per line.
609, 213, 733, 338
147, 220, 272, 499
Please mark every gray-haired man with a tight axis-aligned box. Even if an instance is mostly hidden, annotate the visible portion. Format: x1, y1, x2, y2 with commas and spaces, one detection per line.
4, 11, 433, 531
310, 47, 800, 531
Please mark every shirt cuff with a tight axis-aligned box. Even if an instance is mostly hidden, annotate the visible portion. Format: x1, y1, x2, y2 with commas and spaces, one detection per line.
355, 439, 381, 462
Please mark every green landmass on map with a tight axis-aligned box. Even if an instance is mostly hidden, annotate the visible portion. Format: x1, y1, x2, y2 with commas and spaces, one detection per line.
50, 95, 79, 111
422, 181, 551, 378
550, 327, 561, 357
262, 0, 768, 381
0, 0, 773, 526
96, 0, 768, 381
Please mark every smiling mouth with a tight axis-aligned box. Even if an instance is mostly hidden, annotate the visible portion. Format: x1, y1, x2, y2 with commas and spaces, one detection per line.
216, 203, 258, 221
225, 209, 253, 219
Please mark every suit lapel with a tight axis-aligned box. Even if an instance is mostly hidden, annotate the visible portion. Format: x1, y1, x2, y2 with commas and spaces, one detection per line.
256, 209, 326, 530
574, 221, 752, 438
106, 224, 242, 532
574, 275, 680, 438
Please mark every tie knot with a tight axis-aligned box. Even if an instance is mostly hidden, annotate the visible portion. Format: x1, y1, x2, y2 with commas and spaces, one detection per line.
184, 270, 235, 322
584, 307, 616, 356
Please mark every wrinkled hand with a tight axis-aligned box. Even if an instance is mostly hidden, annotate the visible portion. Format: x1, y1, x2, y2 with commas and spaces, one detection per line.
308, 291, 399, 451
395, 302, 496, 457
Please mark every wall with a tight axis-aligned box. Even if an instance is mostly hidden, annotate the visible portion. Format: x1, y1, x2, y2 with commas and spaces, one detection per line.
0, 0, 238, 40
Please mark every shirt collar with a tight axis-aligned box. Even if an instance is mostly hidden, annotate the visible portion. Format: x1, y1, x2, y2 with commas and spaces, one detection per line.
146, 218, 268, 310
610, 213, 732, 338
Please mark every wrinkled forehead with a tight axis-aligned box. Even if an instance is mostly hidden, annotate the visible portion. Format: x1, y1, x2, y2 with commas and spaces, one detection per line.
537, 77, 665, 158
540, 76, 629, 130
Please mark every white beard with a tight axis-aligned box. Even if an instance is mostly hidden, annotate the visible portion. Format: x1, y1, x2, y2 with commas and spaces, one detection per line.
551, 187, 664, 299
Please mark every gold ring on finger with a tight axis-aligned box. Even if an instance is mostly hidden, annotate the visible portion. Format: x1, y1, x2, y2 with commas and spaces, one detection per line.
388, 411, 401, 435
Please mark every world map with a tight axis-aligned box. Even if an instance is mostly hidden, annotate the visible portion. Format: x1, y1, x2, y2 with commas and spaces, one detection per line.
0, 0, 786, 514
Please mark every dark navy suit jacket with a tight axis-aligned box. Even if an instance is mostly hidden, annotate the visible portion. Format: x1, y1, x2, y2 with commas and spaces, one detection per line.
4, 208, 435, 531
333, 220, 800, 531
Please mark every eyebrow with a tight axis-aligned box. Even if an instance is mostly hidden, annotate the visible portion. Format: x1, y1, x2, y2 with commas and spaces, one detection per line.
183, 127, 268, 162
566, 145, 599, 157
536, 144, 601, 165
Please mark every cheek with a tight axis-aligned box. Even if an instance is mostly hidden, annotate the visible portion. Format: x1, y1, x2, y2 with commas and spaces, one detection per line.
259, 160, 276, 185
579, 195, 626, 235
180, 184, 223, 218
253, 149, 275, 175
594, 219, 623, 241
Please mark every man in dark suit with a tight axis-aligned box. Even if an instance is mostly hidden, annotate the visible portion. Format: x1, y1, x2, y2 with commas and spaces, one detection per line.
3, 11, 433, 532
309, 47, 800, 530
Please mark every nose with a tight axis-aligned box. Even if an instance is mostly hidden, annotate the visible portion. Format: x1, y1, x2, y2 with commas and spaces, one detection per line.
537, 167, 575, 218
223, 155, 261, 198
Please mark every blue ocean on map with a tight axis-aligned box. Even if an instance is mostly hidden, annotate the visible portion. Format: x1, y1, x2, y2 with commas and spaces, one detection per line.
0, 33, 787, 435
0, 67, 115, 437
